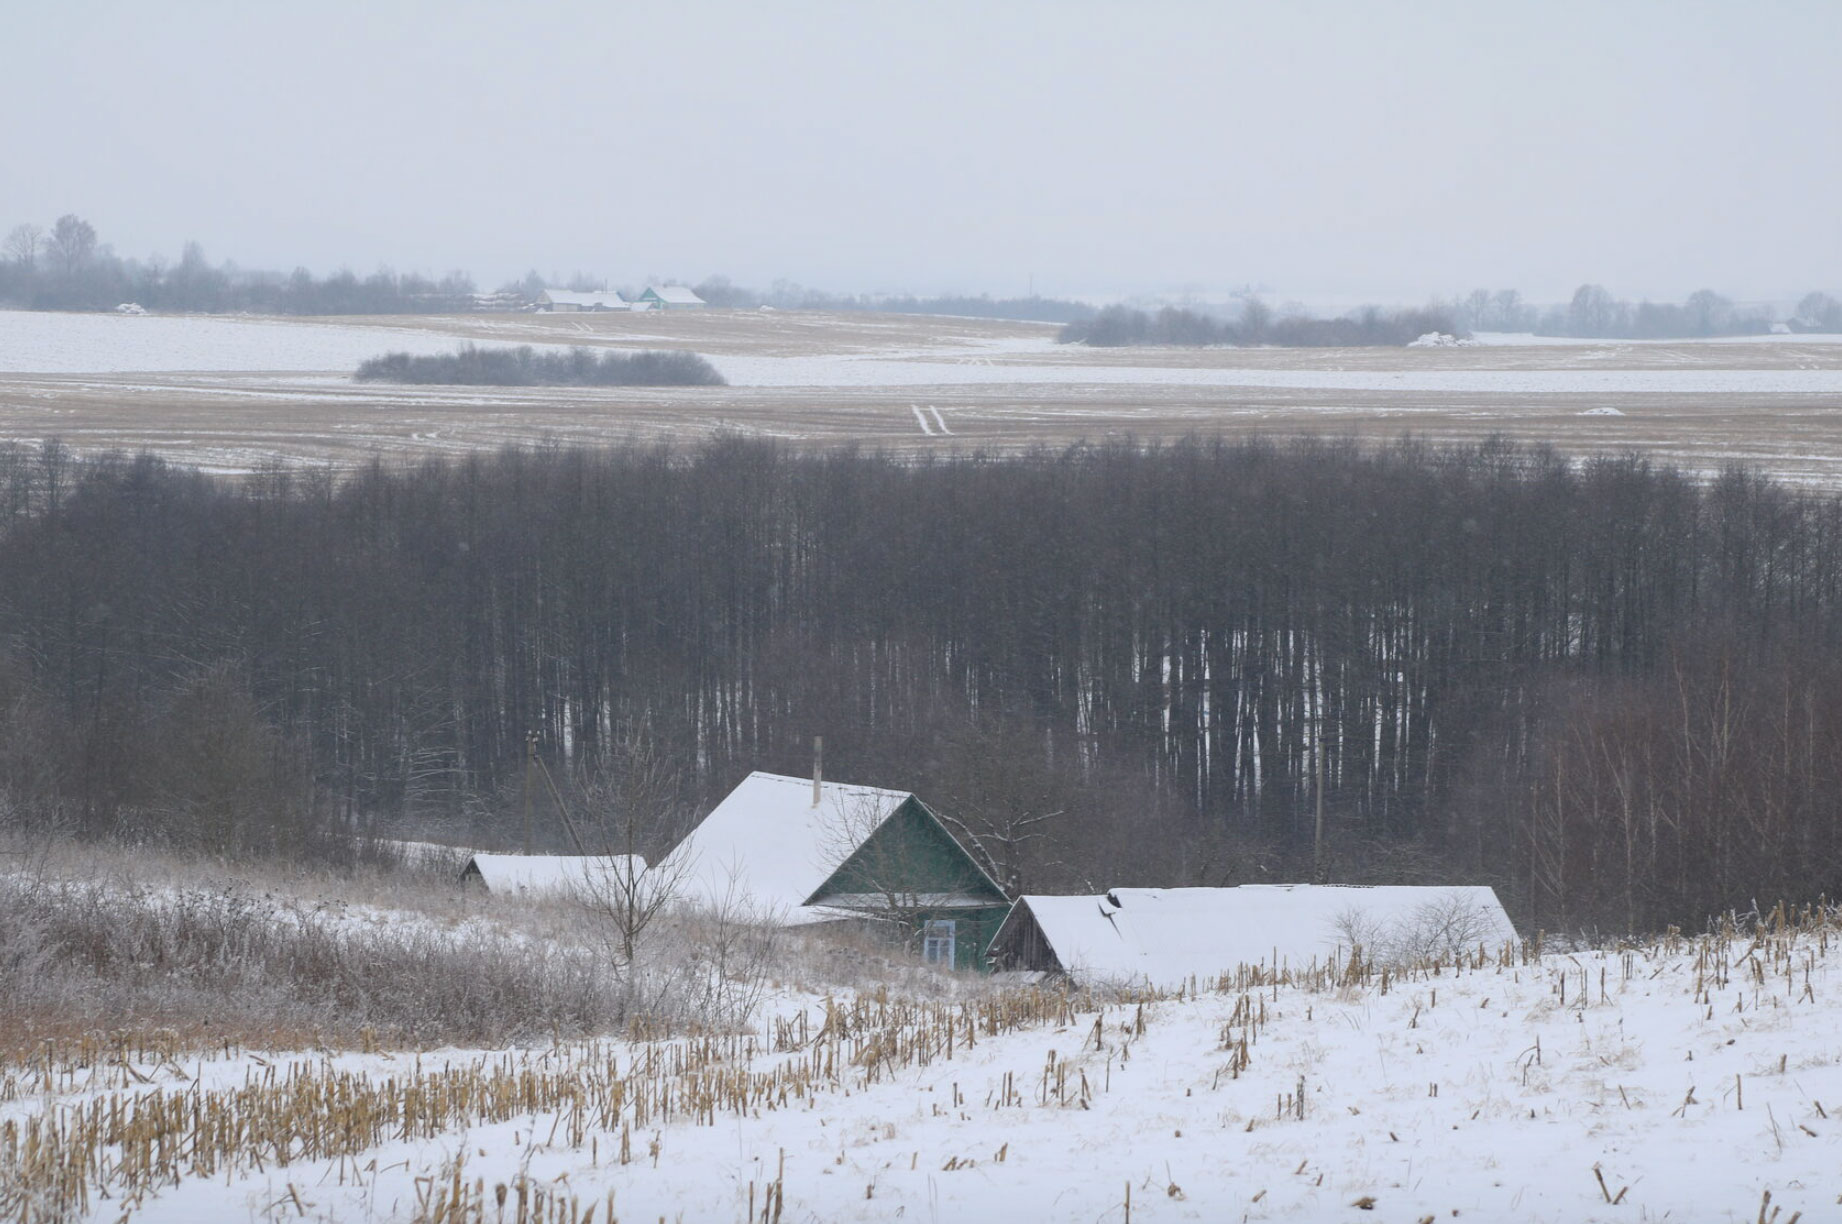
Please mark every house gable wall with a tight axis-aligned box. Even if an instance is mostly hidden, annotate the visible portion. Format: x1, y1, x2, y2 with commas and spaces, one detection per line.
809, 798, 1007, 907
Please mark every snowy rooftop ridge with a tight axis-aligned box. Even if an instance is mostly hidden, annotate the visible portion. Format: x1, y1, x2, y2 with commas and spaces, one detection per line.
1002, 884, 1516, 988
655, 771, 917, 923
461, 852, 647, 897
540, 290, 635, 309
643, 284, 705, 305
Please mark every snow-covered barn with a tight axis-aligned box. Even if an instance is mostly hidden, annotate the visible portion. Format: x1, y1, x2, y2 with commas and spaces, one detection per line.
654, 771, 1009, 970
460, 853, 647, 899
985, 885, 1516, 988
638, 285, 705, 310
538, 290, 639, 312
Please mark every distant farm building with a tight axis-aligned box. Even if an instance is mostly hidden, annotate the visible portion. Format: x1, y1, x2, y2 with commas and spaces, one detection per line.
539, 290, 641, 312
460, 852, 647, 899
639, 285, 706, 310
986, 885, 1515, 988
655, 771, 1009, 970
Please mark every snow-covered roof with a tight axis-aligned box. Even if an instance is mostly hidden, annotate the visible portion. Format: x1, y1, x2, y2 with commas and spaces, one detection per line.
541, 290, 632, 309
461, 853, 647, 898
374, 838, 469, 868
1003, 885, 1515, 988
656, 771, 920, 924
642, 285, 705, 305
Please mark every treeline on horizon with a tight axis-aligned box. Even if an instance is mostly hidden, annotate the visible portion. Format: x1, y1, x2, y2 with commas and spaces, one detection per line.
9, 213, 1841, 339
355, 345, 726, 387
2, 436, 1841, 936
1459, 284, 1842, 340
1063, 284, 1842, 349
686, 274, 1097, 324
1060, 302, 1460, 347
1, 216, 481, 314
0, 213, 1096, 324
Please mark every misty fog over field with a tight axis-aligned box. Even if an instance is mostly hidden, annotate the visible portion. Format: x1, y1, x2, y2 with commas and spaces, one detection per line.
5, 6, 1842, 1224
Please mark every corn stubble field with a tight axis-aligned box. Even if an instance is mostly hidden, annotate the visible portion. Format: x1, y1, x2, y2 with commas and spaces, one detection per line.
5, 309, 1842, 486
2, 849, 1839, 1224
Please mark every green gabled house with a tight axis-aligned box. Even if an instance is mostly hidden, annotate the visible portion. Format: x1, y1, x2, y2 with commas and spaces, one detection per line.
655, 770, 1011, 970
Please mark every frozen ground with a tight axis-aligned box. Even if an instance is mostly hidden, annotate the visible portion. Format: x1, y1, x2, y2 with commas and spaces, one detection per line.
0, 310, 473, 373
4, 915, 1837, 1223
8, 311, 1842, 394
6, 309, 1842, 487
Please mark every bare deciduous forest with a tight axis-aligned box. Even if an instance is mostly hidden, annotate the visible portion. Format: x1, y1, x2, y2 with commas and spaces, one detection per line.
1, 436, 1839, 935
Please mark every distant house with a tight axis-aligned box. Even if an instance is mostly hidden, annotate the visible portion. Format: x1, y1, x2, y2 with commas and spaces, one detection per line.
460, 852, 647, 899
654, 771, 1009, 970
638, 285, 706, 310
539, 290, 638, 313
986, 885, 1516, 988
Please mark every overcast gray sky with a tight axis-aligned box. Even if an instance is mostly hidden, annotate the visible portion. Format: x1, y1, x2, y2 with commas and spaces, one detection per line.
8, 0, 1838, 304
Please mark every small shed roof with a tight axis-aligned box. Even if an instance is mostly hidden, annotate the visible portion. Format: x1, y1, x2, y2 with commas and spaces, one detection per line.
374, 838, 469, 868
641, 285, 705, 306
995, 885, 1515, 988
461, 853, 647, 898
541, 290, 632, 309
656, 771, 996, 925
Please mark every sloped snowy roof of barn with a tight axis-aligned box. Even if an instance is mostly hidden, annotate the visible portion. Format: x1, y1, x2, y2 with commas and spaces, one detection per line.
461, 853, 647, 897
641, 284, 705, 305
540, 289, 633, 309
998, 885, 1516, 988
657, 771, 983, 925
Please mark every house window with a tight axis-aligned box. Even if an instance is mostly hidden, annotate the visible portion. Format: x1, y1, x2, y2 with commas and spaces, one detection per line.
922, 919, 958, 967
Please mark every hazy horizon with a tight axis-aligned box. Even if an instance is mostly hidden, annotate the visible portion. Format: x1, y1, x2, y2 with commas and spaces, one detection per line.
9, 1, 1839, 306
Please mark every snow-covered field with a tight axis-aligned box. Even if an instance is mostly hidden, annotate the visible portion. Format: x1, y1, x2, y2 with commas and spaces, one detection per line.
5, 913, 1838, 1223
7, 308, 1842, 487
7, 311, 1842, 394
0, 310, 471, 373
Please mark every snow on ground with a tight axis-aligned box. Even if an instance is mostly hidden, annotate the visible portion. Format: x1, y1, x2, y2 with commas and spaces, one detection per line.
716, 351, 1842, 394
0, 311, 492, 373
1473, 331, 1842, 347
10, 311, 1842, 394
7, 920, 1838, 1223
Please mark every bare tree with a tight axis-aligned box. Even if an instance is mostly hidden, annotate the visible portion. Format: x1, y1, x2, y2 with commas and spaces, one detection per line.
574, 722, 693, 965
1237, 296, 1271, 343
1796, 291, 1842, 332
929, 711, 1069, 895
1567, 283, 1619, 337
1684, 288, 1731, 337
1491, 288, 1532, 330
3, 223, 42, 268
46, 215, 97, 278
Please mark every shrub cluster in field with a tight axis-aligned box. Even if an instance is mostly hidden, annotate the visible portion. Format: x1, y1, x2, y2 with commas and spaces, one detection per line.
354, 344, 726, 386
0, 852, 787, 1049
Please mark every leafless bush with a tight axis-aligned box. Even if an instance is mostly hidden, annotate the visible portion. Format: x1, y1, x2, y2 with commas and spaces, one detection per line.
633, 882, 786, 1031
1333, 893, 1501, 967
0, 835, 817, 1052
0, 873, 625, 1048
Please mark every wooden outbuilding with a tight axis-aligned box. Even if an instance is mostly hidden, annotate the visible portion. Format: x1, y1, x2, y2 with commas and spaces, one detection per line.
655, 771, 1009, 970
638, 285, 706, 310
986, 884, 1516, 988
460, 852, 647, 899
539, 289, 637, 312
